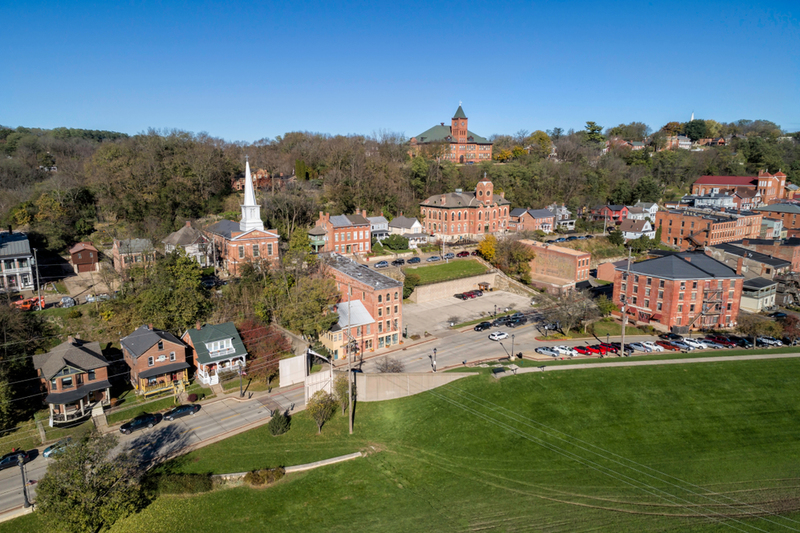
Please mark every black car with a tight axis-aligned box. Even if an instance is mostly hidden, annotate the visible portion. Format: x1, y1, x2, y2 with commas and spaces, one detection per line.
507, 316, 528, 328
120, 413, 159, 434
407, 257, 421, 264
391, 259, 405, 266
474, 321, 492, 332
163, 404, 200, 421
659, 332, 682, 341
492, 316, 510, 327
770, 312, 788, 319
0, 451, 29, 471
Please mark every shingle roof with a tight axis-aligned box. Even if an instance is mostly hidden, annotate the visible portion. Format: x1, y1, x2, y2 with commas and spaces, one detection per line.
68, 242, 98, 254
308, 226, 327, 236
329, 214, 370, 228
182, 322, 247, 366
617, 252, 741, 280
708, 243, 791, 268
33, 339, 109, 381
421, 191, 510, 208
0, 231, 32, 259
120, 325, 186, 361
162, 224, 208, 247
619, 219, 650, 233
367, 216, 388, 225
388, 216, 419, 229
116, 238, 153, 254
453, 106, 467, 119
326, 254, 402, 290
755, 203, 800, 214
526, 209, 556, 219
206, 219, 241, 239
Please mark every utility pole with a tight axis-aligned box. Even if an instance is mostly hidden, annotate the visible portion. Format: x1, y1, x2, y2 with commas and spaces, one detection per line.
433, 347, 437, 372
33, 248, 42, 310
511, 334, 515, 359
347, 284, 353, 435
620, 247, 632, 356
17, 454, 29, 508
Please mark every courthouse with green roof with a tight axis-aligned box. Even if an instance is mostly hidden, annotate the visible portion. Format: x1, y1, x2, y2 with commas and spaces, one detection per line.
409, 105, 493, 163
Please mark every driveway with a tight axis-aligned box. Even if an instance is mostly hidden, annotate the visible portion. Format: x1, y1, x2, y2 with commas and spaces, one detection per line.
403, 292, 533, 337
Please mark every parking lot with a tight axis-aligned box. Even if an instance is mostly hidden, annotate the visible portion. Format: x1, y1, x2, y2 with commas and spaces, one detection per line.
402, 291, 533, 337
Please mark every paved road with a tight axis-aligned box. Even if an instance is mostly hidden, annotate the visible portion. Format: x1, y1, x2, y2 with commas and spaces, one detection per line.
0, 385, 305, 513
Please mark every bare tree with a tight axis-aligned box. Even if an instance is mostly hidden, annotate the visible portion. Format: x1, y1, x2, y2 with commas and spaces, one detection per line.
376, 356, 404, 373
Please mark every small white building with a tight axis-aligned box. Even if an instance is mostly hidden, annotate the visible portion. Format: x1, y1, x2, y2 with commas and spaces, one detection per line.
389, 216, 423, 235
633, 201, 659, 219
546, 203, 575, 230
619, 219, 655, 241
740, 278, 777, 313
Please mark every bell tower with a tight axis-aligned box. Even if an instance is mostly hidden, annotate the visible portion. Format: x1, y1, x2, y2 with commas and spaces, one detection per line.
476, 173, 493, 204
451, 104, 468, 143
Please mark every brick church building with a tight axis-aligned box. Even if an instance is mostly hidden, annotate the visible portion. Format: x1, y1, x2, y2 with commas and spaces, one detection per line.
409, 106, 493, 163
420, 175, 511, 242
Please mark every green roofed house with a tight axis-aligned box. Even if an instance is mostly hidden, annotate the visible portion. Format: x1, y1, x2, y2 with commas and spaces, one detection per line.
182, 322, 247, 386
409, 105, 493, 163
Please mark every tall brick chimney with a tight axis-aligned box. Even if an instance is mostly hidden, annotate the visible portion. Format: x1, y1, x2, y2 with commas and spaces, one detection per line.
148, 324, 153, 330
736, 257, 744, 275
195, 321, 202, 330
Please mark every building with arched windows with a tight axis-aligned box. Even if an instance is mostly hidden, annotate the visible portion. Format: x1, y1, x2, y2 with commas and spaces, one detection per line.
420, 175, 511, 241
409, 106, 493, 163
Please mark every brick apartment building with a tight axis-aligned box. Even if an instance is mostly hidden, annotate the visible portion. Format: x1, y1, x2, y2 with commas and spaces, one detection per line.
734, 238, 800, 272
312, 211, 372, 256
322, 254, 403, 359
420, 176, 511, 241
206, 159, 280, 275
612, 252, 743, 332
120, 324, 190, 397
655, 209, 762, 250
409, 106, 493, 163
508, 209, 556, 234
518, 239, 591, 293
691, 171, 787, 206
112, 238, 156, 273
754, 203, 800, 237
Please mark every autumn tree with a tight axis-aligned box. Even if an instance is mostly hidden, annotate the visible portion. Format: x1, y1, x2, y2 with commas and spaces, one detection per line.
238, 318, 292, 384
333, 374, 351, 415
494, 239, 535, 283
307, 390, 336, 434
477, 234, 497, 262
527, 130, 552, 160
595, 294, 617, 317
781, 316, 800, 345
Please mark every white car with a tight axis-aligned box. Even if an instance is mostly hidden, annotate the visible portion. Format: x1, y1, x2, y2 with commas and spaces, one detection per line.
697, 339, 723, 349
682, 338, 704, 349
489, 332, 509, 341
642, 341, 664, 352
757, 336, 782, 346
554, 345, 578, 356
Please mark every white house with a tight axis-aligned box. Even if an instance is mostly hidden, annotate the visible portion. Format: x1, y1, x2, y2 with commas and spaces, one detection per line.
633, 201, 659, 220
619, 219, 655, 241
546, 203, 575, 230
162, 222, 211, 266
388, 216, 423, 235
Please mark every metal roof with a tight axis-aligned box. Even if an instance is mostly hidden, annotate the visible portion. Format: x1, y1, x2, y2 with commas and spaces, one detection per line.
206, 220, 241, 239
755, 203, 800, 214
742, 277, 777, 290
45, 380, 111, 405
708, 243, 791, 268
617, 252, 741, 280
138, 361, 190, 379
115, 238, 153, 254
182, 322, 247, 366
0, 231, 32, 259
331, 299, 374, 332
453, 106, 467, 119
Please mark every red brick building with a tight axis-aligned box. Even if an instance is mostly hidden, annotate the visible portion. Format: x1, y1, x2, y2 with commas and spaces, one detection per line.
321, 254, 404, 359
519, 239, 591, 293
420, 176, 511, 241
206, 159, 280, 275
409, 106, 493, 163
592, 205, 629, 223
753, 203, 800, 237
735, 237, 800, 273
612, 252, 743, 332
691, 171, 787, 206
69, 242, 99, 273
312, 211, 372, 256
655, 209, 762, 250
111, 238, 156, 273
508, 209, 556, 234
120, 325, 190, 397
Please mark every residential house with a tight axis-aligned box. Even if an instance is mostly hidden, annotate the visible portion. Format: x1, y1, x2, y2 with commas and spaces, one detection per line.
388, 216, 423, 235
518, 240, 591, 294
120, 325, 190, 397
655, 209, 763, 250
368, 216, 389, 242
69, 242, 100, 273
619, 219, 656, 241
754, 203, 800, 237
664, 135, 692, 150
206, 160, 280, 275
420, 175, 511, 241
313, 211, 372, 255
325, 254, 404, 357
508, 208, 556, 234
112, 238, 156, 273
409, 106, 493, 163
705, 243, 791, 280
626, 207, 648, 221
182, 322, 247, 386
740, 278, 778, 313
0, 229, 35, 292
611, 252, 743, 332
760, 218, 784, 240
33, 336, 111, 427
547, 203, 576, 230
592, 205, 629, 223
162, 222, 211, 266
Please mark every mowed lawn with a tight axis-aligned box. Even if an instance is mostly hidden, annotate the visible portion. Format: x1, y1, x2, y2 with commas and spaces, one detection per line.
9, 359, 800, 533
404, 259, 488, 285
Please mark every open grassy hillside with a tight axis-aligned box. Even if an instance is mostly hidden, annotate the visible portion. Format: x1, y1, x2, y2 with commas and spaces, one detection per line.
9, 358, 800, 532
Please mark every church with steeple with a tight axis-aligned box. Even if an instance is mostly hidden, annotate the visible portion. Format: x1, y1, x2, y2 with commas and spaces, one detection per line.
206, 158, 280, 275
409, 105, 493, 163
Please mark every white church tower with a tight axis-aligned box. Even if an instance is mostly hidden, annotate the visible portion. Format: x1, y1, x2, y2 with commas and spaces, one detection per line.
240, 157, 264, 232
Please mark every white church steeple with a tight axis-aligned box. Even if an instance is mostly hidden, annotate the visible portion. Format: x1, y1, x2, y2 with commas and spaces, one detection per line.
240, 157, 264, 232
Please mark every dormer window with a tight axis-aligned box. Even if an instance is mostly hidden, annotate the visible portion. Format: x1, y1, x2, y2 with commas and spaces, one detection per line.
206, 338, 234, 357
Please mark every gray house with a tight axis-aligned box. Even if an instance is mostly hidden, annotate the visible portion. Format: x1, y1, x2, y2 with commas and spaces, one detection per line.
162, 222, 210, 266
368, 216, 389, 242
0, 229, 35, 293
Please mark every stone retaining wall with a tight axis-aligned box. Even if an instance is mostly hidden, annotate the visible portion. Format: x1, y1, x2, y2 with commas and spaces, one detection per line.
355, 372, 478, 402
409, 273, 498, 303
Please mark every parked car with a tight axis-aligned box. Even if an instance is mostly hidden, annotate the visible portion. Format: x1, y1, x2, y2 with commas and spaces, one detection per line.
470, 250, 479, 256
696, 339, 724, 349
507, 317, 528, 328
201, 278, 216, 289
488, 331, 508, 341
474, 321, 492, 332
705, 335, 736, 347
599, 342, 619, 354
658, 332, 683, 341
0, 451, 29, 471
641, 341, 664, 352
119, 413, 159, 434
554, 346, 578, 357
391, 259, 405, 266
426, 256, 441, 262
757, 336, 782, 346
164, 404, 201, 421
60, 296, 76, 308
629, 342, 649, 352
672, 341, 694, 351
374, 261, 389, 269
492, 317, 510, 327
769, 312, 788, 319
460, 291, 475, 299
443, 253, 455, 259
407, 257, 421, 264
535, 347, 558, 356
682, 338, 704, 349
583, 345, 603, 354
43, 437, 72, 458
656, 341, 680, 351
456, 251, 470, 258
573, 346, 592, 355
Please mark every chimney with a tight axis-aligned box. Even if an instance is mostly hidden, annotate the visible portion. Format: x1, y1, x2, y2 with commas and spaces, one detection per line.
148, 323, 153, 330
185, 221, 191, 227
195, 321, 202, 330
67, 335, 76, 345
742, 239, 750, 246
362, 209, 368, 218
685, 256, 691, 263
441, 122, 444, 126
736, 257, 743, 275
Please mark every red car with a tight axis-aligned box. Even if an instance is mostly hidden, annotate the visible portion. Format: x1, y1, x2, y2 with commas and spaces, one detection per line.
590, 344, 611, 355
706, 335, 735, 347
573, 346, 592, 355
471, 250, 479, 256
456, 251, 470, 258
656, 340, 680, 351
598, 342, 618, 354
583, 345, 602, 354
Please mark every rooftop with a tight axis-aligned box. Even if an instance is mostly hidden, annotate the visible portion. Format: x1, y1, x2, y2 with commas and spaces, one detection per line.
755, 203, 800, 214
615, 251, 741, 280
0, 231, 32, 259
33, 338, 109, 381
518, 239, 589, 257
182, 322, 247, 366
742, 277, 777, 290
331, 299, 374, 332
115, 238, 153, 254
693, 175, 758, 186
120, 325, 186, 359
326, 254, 402, 290
708, 243, 791, 268
388, 216, 419, 229
162, 222, 208, 247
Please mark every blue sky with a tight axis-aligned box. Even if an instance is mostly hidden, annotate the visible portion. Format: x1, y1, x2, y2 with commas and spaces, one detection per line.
1, 1, 798, 142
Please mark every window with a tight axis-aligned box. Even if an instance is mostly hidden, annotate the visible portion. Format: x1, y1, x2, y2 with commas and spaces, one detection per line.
51, 379, 58, 390
378, 308, 382, 317
88, 370, 95, 381
658, 290, 664, 299
657, 302, 662, 311
693, 281, 697, 289
170, 352, 176, 361
644, 299, 649, 308
679, 293, 684, 300
727, 303, 732, 310
378, 323, 383, 333
335, 245, 339, 252
366, 324, 371, 334
347, 232, 351, 241
386, 320, 390, 330
632, 296, 637, 304
158, 341, 164, 350
730, 280, 735, 288
335, 233, 339, 242
62, 377, 73, 389
378, 295, 382, 303
621, 283, 626, 292
394, 291, 399, 300
394, 305, 398, 313
659, 280, 665, 288
148, 356, 154, 367
647, 277, 652, 286
252, 244, 260, 257
238, 246, 245, 259
634, 275, 639, 283
268, 243, 273, 255
680, 282, 686, 290
690, 304, 695, 312
677, 304, 683, 312
645, 288, 650, 296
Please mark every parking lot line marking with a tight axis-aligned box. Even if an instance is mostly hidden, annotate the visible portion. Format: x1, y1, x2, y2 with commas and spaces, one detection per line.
221, 413, 241, 421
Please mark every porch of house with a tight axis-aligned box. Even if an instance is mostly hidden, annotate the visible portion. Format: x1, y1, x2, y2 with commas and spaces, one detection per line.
134, 362, 190, 397
48, 385, 110, 427
197, 356, 245, 386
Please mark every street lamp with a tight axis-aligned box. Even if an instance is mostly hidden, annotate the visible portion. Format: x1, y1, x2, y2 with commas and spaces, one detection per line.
433, 348, 437, 372
494, 304, 497, 317
17, 454, 29, 508
511, 334, 515, 359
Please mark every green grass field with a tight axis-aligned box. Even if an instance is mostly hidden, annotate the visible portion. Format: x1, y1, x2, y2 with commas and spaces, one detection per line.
404, 259, 488, 285
9, 358, 800, 532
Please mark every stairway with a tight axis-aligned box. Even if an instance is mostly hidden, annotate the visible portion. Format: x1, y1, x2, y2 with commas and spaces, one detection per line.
210, 382, 225, 396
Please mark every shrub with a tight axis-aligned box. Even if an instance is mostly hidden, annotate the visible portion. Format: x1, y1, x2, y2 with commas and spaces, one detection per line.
244, 467, 285, 486
87, 307, 99, 318
66, 309, 82, 319
268, 410, 290, 436
187, 393, 198, 402
146, 474, 212, 495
